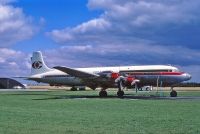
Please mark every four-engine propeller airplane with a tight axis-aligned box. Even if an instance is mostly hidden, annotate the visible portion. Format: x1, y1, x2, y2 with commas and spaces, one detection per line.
27, 51, 191, 97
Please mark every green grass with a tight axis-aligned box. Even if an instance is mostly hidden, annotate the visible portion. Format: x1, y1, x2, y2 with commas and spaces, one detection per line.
0, 90, 200, 134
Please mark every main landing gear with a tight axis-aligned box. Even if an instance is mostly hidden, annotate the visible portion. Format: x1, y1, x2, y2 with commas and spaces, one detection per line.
117, 79, 125, 98
99, 77, 126, 98
99, 89, 107, 97
170, 87, 177, 97
117, 90, 124, 98
99, 89, 124, 98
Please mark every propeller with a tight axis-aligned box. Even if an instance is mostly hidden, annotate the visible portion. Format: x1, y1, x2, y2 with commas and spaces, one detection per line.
115, 76, 125, 90
106, 72, 140, 90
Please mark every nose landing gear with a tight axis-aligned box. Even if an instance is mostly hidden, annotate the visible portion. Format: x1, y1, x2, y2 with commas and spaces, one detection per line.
170, 90, 177, 97
170, 87, 177, 97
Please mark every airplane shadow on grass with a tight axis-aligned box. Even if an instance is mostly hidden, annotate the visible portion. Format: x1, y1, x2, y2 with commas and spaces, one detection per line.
32, 94, 178, 100
4, 93, 200, 100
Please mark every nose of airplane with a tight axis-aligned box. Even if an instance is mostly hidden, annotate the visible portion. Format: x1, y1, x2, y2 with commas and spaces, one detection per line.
184, 73, 192, 81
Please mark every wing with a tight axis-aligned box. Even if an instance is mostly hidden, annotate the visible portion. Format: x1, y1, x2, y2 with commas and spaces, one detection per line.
53, 66, 114, 87
53, 66, 140, 89
53, 66, 99, 78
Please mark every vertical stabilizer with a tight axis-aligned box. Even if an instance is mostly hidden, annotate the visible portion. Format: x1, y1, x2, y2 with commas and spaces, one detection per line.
31, 51, 52, 75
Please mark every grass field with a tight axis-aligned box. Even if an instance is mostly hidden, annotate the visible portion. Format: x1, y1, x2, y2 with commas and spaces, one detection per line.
0, 89, 200, 134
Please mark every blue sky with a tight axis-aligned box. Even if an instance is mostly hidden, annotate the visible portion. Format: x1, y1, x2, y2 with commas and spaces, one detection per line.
0, 0, 200, 82
12, 0, 102, 52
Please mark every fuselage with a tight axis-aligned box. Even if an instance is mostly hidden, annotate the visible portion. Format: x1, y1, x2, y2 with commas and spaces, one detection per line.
30, 65, 191, 88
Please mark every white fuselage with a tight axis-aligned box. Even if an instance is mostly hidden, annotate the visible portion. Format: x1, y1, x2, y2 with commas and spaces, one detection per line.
30, 65, 191, 88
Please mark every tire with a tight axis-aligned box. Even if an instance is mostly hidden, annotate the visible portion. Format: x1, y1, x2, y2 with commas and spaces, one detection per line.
170, 90, 177, 97
117, 91, 124, 98
99, 91, 107, 97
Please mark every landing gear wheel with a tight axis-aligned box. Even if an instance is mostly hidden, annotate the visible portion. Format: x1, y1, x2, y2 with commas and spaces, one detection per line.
117, 90, 124, 98
170, 90, 177, 97
99, 90, 107, 97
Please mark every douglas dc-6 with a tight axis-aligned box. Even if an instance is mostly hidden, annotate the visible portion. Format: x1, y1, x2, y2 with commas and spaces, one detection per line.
27, 51, 191, 97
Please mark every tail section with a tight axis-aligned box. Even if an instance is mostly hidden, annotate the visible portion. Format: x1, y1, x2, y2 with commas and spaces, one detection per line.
31, 51, 52, 75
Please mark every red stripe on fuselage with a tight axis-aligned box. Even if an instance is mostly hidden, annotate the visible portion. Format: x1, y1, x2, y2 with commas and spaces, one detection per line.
125, 72, 184, 76
159, 72, 184, 75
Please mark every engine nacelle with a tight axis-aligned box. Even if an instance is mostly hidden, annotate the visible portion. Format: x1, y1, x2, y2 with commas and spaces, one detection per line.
126, 76, 134, 83
111, 72, 119, 79
126, 76, 140, 86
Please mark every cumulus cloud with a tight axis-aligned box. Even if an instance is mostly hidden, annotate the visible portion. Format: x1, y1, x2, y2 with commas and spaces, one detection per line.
0, 1, 37, 47
88, 0, 200, 25
48, 0, 200, 44
43, 42, 200, 66
49, 18, 111, 44
0, 48, 30, 77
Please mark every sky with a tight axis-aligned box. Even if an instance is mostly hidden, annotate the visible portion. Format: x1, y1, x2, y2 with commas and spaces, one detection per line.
0, 0, 200, 82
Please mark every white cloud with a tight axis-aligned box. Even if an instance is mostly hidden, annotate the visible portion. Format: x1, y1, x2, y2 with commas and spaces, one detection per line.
74, 18, 111, 33
49, 18, 111, 43
0, 1, 37, 47
0, 48, 30, 77
89, 0, 200, 28
48, 0, 200, 44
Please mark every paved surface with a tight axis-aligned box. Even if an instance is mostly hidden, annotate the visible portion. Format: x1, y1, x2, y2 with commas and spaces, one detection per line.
0, 89, 48, 91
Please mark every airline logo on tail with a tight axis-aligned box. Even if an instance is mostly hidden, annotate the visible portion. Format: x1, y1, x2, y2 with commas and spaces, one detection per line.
32, 61, 43, 69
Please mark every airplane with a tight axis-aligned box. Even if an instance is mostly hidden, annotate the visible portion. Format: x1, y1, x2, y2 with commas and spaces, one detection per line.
28, 51, 192, 97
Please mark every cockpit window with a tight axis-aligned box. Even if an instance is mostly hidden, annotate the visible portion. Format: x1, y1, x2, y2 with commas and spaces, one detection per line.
172, 69, 179, 72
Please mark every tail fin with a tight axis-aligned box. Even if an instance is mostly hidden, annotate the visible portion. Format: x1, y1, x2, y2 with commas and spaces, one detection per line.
31, 51, 52, 75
